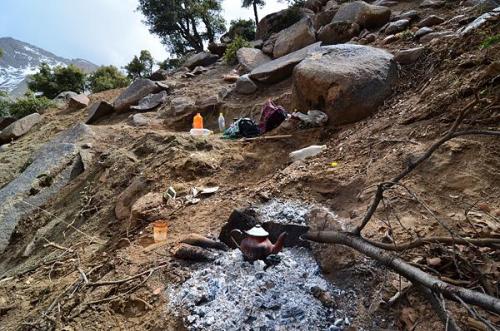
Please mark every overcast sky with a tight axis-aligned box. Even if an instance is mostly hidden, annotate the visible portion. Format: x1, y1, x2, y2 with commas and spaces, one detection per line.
0, 0, 287, 67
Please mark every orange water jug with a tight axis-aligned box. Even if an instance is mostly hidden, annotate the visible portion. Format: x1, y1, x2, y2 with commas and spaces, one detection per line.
193, 113, 204, 129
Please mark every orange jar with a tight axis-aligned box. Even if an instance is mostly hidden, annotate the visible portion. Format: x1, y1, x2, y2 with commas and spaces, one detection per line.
193, 113, 204, 129
153, 221, 168, 242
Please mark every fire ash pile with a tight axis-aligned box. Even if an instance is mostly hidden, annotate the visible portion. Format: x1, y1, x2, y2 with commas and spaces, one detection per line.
256, 199, 311, 225
167, 248, 356, 330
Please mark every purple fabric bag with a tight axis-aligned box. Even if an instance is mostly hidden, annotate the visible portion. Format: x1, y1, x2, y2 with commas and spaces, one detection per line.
258, 100, 288, 133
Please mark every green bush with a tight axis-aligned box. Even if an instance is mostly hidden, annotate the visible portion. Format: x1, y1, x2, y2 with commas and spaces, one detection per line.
87, 66, 130, 93
480, 34, 500, 50
224, 36, 251, 65
28, 63, 86, 99
124, 50, 154, 79
158, 58, 183, 70
5, 93, 55, 119
227, 19, 256, 41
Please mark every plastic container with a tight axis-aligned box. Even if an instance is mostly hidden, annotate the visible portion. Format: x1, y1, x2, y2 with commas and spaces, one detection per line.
193, 113, 204, 129
218, 113, 226, 132
153, 220, 168, 242
190, 128, 212, 136
289, 145, 327, 162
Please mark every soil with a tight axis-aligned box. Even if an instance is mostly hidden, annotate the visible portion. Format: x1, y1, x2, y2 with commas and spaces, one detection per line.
0, 2, 499, 330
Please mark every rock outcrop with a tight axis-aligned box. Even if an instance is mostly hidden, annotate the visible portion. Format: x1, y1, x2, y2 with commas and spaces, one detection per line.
237, 48, 271, 73
292, 44, 397, 125
86, 101, 115, 124
332, 1, 391, 29
113, 79, 161, 112
184, 52, 219, 70
0, 113, 41, 143
249, 42, 322, 84
273, 18, 317, 58
130, 91, 169, 111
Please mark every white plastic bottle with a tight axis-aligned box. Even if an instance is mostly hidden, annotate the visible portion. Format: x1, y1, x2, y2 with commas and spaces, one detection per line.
218, 113, 226, 132
289, 145, 327, 162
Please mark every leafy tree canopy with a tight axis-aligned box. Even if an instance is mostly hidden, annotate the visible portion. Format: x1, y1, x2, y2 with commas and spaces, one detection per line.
87, 66, 130, 93
28, 63, 86, 99
242, 0, 265, 26
227, 19, 256, 41
124, 50, 154, 80
137, 0, 226, 56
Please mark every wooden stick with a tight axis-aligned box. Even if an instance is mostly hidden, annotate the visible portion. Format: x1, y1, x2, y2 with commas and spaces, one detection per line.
241, 135, 292, 142
365, 236, 500, 251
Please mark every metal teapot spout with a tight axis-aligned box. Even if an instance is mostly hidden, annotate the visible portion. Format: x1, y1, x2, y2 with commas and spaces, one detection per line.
271, 232, 287, 254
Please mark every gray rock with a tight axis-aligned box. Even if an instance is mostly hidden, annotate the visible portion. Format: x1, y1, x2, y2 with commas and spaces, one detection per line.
420, 0, 445, 8
382, 34, 399, 44
130, 90, 168, 111
385, 19, 409, 34
131, 113, 150, 127
463, 0, 499, 11
0, 113, 41, 143
170, 96, 196, 116
184, 52, 218, 70
395, 10, 419, 22
333, 1, 391, 29
373, 0, 398, 6
313, 9, 337, 30
417, 15, 445, 28
249, 40, 264, 49
292, 44, 397, 125
420, 31, 454, 43
458, 7, 500, 36
85, 101, 114, 124
150, 69, 169, 81
67, 94, 89, 111
208, 42, 227, 57
256, 8, 311, 40
0, 117, 17, 131
394, 47, 426, 65
237, 48, 271, 73
318, 21, 360, 44
54, 91, 78, 101
273, 18, 317, 59
415, 27, 433, 38
235, 75, 258, 95
262, 33, 278, 56
0, 124, 94, 252
113, 79, 161, 112
249, 42, 322, 84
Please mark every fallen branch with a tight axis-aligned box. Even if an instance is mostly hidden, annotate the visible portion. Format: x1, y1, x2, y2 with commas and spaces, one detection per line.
43, 241, 74, 254
365, 236, 500, 251
354, 96, 500, 235
86, 263, 168, 287
417, 285, 462, 331
303, 231, 500, 314
241, 134, 293, 142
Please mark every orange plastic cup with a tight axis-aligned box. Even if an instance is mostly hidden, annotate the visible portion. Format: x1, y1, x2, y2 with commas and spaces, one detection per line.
153, 221, 168, 242
193, 113, 203, 129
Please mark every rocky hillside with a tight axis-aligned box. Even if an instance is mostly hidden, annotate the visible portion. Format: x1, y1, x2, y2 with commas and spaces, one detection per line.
0, 37, 98, 96
0, 1, 499, 330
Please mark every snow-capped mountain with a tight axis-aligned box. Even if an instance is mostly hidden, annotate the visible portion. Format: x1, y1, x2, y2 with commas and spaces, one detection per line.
0, 37, 98, 97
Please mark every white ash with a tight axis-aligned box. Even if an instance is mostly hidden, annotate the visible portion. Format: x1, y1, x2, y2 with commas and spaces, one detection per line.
256, 199, 312, 225
167, 248, 355, 331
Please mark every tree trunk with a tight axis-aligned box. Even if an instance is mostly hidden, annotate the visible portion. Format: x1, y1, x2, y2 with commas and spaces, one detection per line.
253, 2, 259, 27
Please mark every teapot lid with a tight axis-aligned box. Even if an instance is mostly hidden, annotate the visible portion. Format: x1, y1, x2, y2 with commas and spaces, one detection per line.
245, 224, 269, 237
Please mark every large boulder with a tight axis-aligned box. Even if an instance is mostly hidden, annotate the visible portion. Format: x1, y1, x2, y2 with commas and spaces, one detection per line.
250, 42, 322, 84
292, 44, 397, 125
318, 21, 360, 44
150, 69, 169, 81
67, 94, 90, 111
130, 91, 169, 111
183, 52, 218, 70
0, 117, 16, 131
235, 75, 258, 94
273, 18, 317, 58
313, 9, 338, 30
85, 101, 115, 124
237, 48, 272, 73
256, 8, 312, 40
332, 1, 391, 29
113, 79, 161, 112
0, 113, 41, 143
0, 124, 94, 252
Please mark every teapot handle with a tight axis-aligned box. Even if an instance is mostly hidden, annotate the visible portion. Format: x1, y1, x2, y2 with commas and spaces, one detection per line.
230, 229, 243, 249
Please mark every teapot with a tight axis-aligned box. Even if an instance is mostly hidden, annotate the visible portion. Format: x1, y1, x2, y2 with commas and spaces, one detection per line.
231, 225, 286, 261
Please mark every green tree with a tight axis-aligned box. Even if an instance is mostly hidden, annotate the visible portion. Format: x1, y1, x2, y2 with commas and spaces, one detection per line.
0, 48, 3, 58
3, 92, 55, 119
227, 19, 256, 41
158, 58, 182, 71
87, 66, 130, 93
242, 0, 265, 27
28, 63, 86, 99
137, 0, 226, 56
124, 50, 154, 80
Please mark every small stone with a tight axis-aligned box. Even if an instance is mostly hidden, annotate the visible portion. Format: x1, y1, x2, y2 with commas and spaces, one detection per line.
417, 15, 445, 28
235, 75, 257, 94
394, 47, 426, 65
415, 27, 433, 38
382, 34, 399, 44
385, 19, 410, 35
67, 94, 90, 111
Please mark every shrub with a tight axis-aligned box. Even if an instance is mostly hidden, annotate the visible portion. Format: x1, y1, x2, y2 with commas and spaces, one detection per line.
28, 63, 86, 99
480, 34, 500, 50
8, 93, 55, 119
224, 36, 251, 65
87, 66, 130, 93
158, 58, 183, 71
